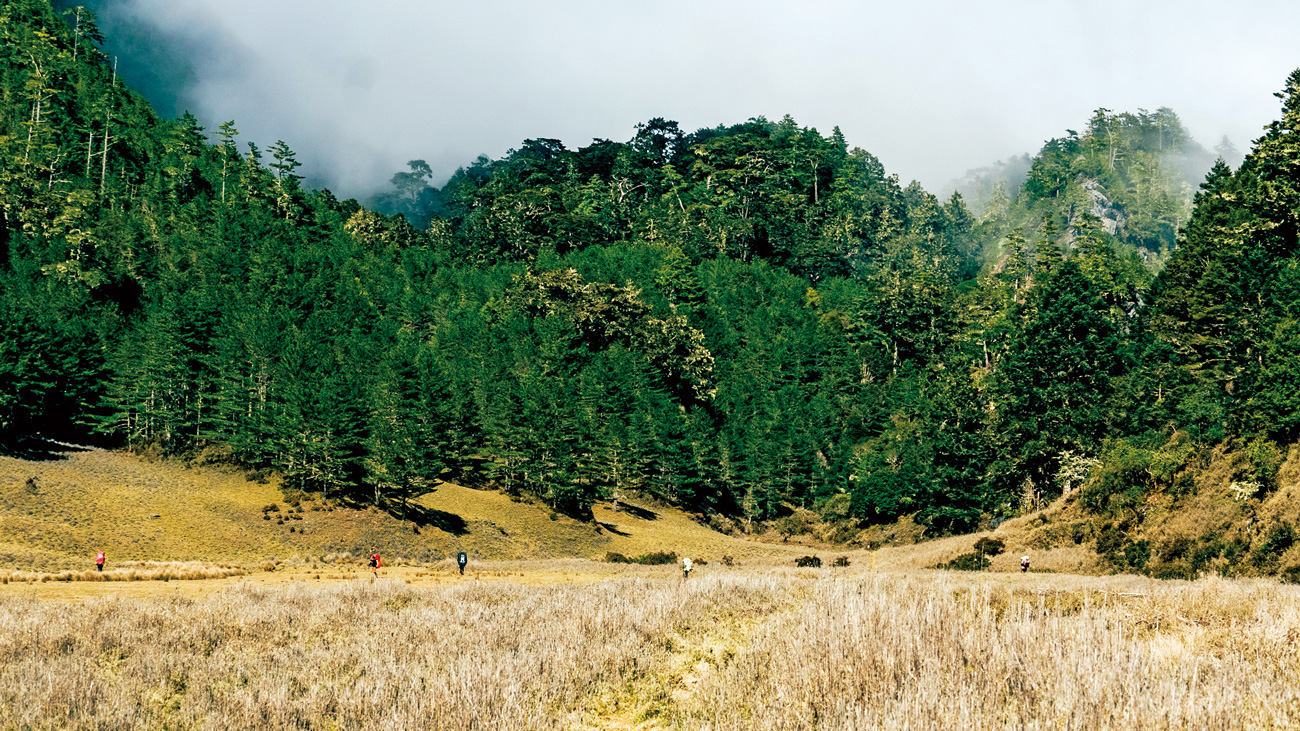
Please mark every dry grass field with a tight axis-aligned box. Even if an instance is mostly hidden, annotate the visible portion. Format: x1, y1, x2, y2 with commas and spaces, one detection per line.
2, 565, 1299, 730
6, 446, 1300, 728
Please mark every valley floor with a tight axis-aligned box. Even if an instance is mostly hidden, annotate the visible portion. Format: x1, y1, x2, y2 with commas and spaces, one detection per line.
4, 446, 1297, 728
2, 565, 1298, 730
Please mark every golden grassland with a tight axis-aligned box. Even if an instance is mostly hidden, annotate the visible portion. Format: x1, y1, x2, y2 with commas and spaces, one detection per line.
2, 564, 1299, 730
0, 448, 817, 573
7, 445, 1300, 727
0, 446, 1116, 585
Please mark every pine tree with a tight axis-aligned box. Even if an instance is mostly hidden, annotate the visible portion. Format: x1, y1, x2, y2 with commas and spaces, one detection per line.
995, 260, 1124, 493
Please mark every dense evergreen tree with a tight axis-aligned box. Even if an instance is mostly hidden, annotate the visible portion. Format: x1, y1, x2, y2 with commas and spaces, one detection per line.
4, 0, 1300, 551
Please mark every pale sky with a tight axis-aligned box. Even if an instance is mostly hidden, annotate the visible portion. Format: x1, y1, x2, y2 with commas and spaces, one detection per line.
78, 0, 1300, 199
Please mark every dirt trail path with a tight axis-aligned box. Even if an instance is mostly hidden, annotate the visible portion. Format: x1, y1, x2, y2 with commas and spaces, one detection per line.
579, 581, 809, 730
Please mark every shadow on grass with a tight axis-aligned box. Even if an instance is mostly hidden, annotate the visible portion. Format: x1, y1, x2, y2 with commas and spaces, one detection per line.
615, 503, 658, 521
315, 493, 472, 537
402, 504, 470, 536
0, 438, 91, 462
597, 521, 630, 536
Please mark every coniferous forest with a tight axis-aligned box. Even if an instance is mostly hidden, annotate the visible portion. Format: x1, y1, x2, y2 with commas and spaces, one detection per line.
3, 1, 1300, 571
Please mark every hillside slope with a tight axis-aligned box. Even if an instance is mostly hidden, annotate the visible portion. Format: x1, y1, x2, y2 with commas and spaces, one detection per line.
997, 442, 1300, 580
0, 446, 814, 571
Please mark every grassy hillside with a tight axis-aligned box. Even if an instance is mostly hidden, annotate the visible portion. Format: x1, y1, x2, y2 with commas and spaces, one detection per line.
0, 445, 817, 571
6, 441, 1297, 582
1000, 443, 1300, 580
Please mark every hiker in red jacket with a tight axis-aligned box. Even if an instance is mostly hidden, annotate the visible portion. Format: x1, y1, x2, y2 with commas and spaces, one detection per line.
95, 551, 105, 572
369, 553, 381, 579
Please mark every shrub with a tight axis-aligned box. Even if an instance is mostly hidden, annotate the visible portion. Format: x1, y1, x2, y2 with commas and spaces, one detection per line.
1096, 521, 1127, 560
795, 556, 822, 568
1150, 562, 1194, 580
972, 538, 1005, 557
1190, 542, 1224, 573
819, 493, 852, 522
635, 551, 678, 566
721, 555, 734, 567
832, 556, 850, 567
777, 508, 820, 538
1252, 524, 1295, 567
936, 552, 990, 571
1245, 438, 1284, 490
1159, 536, 1193, 563
1082, 440, 1155, 514
604, 552, 632, 564
1121, 540, 1151, 571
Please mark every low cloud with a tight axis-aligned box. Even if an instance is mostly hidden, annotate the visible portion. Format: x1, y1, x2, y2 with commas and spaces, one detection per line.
73, 0, 1300, 199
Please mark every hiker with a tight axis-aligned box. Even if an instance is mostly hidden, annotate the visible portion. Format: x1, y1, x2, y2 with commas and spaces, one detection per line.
1020, 555, 1030, 572
457, 552, 468, 575
95, 551, 105, 572
682, 557, 693, 579
369, 553, 381, 579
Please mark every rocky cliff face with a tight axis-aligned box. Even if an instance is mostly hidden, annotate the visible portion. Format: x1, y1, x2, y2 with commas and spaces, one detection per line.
1078, 176, 1125, 236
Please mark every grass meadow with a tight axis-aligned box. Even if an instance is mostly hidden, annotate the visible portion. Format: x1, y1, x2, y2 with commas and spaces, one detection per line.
0, 449, 813, 573
3, 564, 1299, 730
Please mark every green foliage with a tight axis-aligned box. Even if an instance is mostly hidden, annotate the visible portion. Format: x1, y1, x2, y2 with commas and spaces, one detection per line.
1121, 540, 1152, 571
1244, 437, 1284, 490
605, 551, 678, 565
972, 537, 1005, 556
5, 1, 1300, 574
1251, 524, 1295, 569
935, 552, 990, 571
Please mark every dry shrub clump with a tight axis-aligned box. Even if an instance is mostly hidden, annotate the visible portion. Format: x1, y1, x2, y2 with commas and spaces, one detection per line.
0, 562, 244, 584
604, 550, 678, 565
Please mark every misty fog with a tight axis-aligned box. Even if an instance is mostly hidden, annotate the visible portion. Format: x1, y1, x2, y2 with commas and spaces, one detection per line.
60, 0, 1300, 201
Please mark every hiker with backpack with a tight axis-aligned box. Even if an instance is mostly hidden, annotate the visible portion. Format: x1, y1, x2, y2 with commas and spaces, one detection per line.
682, 557, 693, 579
95, 551, 105, 572
369, 553, 381, 579
1020, 555, 1030, 572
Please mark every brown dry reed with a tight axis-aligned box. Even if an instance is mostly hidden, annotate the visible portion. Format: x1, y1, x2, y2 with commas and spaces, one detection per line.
1, 569, 1299, 729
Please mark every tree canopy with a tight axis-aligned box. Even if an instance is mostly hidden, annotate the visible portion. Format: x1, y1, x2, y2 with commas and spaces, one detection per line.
3, 0, 1298, 561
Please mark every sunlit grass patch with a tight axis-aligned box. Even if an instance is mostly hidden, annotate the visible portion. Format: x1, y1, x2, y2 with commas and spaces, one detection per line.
0, 561, 246, 584
3, 568, 1299, 729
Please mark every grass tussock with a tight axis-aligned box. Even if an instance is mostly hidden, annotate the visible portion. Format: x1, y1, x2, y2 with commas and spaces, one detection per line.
0, 561, 244, 584
2, 568, 1299, 729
